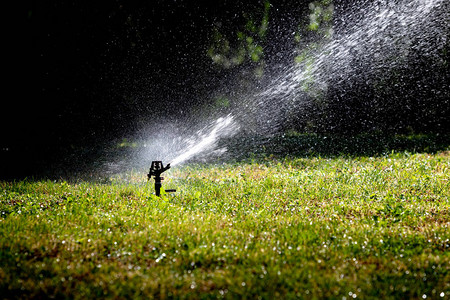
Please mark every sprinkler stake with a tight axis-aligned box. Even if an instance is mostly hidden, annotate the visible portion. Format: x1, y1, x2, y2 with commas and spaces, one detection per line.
147, 161, 176, 197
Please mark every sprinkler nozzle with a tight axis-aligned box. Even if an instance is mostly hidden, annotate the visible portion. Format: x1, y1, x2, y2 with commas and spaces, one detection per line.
147, 161, 176, 197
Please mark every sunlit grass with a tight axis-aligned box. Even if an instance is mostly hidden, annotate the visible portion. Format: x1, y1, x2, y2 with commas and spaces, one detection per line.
1, 151, 449, 299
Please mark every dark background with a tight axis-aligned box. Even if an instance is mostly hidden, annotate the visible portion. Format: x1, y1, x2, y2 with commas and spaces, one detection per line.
2, 0, 449, 179
3, 0, 311, 178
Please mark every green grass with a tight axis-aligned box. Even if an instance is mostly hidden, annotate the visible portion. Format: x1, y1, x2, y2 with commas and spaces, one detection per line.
1, 151, 449, 299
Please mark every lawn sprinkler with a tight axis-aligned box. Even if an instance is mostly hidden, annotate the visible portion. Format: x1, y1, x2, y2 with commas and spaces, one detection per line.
147, 161, 176, 197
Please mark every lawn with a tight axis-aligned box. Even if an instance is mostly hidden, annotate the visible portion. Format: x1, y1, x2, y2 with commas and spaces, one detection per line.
1, 149, 449, 299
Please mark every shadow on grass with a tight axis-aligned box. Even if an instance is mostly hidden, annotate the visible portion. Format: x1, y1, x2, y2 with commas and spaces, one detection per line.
221, 133, 450, 162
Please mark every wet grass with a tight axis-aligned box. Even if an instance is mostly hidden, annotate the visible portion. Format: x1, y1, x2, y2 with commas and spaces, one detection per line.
1, 151, 449, 299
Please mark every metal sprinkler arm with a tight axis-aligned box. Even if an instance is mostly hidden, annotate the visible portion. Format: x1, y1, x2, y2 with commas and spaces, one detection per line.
147, 161, 176, 197
147, 161, 170, 178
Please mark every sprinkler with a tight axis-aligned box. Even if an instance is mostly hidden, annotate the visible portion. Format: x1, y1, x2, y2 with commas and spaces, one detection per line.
147, 161, 176, 197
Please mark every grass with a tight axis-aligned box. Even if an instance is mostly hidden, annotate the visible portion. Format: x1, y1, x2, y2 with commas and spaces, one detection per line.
1, 150, 449, 299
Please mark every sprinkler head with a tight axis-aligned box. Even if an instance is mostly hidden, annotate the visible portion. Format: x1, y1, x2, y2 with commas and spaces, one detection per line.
147, 161, 176, 197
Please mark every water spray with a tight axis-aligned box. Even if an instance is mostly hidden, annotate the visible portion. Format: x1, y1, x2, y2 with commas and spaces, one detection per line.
147, 161, 176, 197
101, 0, 446, 174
